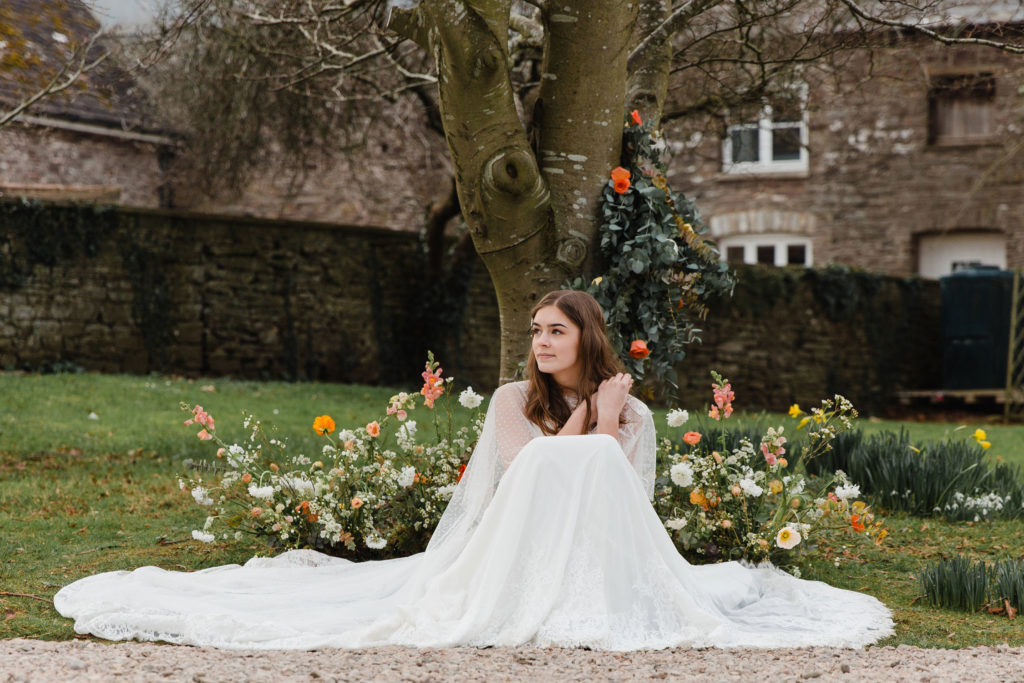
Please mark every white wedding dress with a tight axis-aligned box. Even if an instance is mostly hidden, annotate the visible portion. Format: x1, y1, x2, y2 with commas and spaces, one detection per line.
55, 382, 893, 650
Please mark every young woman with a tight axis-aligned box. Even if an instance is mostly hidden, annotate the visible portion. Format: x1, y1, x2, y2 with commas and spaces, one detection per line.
55, 290, 892, 650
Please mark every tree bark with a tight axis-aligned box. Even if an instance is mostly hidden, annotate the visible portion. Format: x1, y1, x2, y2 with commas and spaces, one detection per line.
535, 1, 639, 277
391, 0, 639, 382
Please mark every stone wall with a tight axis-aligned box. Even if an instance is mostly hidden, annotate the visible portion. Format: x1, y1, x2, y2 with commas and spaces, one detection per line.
0, 124, 168, 208
0, 202, 499, 389
0, 203, 939, 411
672, 265, 942, 415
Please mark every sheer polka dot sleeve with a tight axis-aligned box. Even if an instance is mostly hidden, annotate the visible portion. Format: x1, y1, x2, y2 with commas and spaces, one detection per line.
618, 396, 656, 500
489, 382, 536, 470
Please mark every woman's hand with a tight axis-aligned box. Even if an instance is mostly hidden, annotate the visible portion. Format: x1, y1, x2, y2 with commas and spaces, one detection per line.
594, 373, 632, 438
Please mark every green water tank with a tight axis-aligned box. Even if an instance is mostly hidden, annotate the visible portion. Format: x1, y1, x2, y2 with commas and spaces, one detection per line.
941, 267, 1013, 390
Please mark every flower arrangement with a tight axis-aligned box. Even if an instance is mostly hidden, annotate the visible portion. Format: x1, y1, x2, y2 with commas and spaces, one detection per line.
179, 352, 485, 558
655, 373, 886, 565
569, 109, 735, 390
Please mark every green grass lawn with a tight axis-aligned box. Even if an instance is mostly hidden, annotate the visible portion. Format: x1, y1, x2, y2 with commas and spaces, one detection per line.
2, 371, 1023, 647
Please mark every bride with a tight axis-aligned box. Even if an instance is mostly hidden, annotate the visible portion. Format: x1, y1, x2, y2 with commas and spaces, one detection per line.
55, 290, 893, 650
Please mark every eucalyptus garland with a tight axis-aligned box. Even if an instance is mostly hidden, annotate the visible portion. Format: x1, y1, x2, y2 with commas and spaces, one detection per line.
570, 113, 735, 392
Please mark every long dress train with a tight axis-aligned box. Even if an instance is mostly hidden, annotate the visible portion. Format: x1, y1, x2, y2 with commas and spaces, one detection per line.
54, 382, 893, 650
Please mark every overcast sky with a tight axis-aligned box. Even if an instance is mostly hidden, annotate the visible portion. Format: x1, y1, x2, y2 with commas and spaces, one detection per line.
91, 0, 159, 28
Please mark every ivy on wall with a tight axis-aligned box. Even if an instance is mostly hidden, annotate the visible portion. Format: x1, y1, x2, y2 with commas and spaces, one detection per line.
1, 200, 176, 371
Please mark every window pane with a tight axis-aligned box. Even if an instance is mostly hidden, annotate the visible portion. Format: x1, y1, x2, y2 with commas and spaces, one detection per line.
772, 125, 801, 161
928, 74, 996, 142
787, 244, 807, 265
726, 246, 745, 264
756, 245, 775, 265
730, 127, 759, 163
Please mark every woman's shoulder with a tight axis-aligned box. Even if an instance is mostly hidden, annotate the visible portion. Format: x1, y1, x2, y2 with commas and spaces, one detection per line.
490, 381, 528, 404
624, 393, 653, 419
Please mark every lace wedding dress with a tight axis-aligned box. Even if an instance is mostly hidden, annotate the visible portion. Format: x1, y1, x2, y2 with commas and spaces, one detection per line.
55, 382, 893, 650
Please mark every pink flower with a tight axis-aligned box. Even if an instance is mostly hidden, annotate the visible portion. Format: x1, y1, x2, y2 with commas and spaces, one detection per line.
420, 364, 445, 408
387, 404, 397, 416
197, 429, 213, 441
761, 442, 778, 466
183, 419, 194, 426
396, 410, 407, 421
708, 405, 720, 420
366, 421, 381, 438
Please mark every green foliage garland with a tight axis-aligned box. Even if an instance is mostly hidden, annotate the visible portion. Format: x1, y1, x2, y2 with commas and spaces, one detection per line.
570, 115, 735, 391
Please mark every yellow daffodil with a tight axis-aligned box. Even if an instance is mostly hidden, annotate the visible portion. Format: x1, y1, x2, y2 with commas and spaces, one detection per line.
981, 441, 991, 450
797, 417, 811, 430
973, 428, 987, 442
788, 404, 802, 418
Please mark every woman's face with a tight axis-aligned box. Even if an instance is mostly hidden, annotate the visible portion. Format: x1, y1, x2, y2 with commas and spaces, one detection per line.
531, 305, 582, 387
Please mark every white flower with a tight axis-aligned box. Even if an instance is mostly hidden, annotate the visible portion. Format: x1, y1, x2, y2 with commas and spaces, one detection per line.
459, 387, 483, 409
664, 518, 687, 530
834, 483, 861, 502
398, 421, 418, 441
670, 461, 694, 488
365, 533, 387, 550
280, 475, 315, 497
248, 484, 275, 500
228, 444, 245, 455
397, 466, 416, 488
191, 486, 214, 506
191, 529, 215, 543
88, 412, 99, 420
775, 526, 802, 550
739, 479, 764, 498
203, 516, 214, 530
666, 409, 689, 428
435, 484, 457, 499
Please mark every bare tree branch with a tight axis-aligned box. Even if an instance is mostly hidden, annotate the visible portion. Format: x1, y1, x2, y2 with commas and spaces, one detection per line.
837, 0, 1024, 54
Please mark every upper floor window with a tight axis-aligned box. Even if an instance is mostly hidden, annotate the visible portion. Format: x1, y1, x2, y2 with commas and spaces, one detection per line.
928, 73, 996, 145
722, 88, 809, 175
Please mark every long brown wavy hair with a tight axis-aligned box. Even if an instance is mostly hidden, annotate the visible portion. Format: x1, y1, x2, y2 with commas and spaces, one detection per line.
524, 290, 626, 435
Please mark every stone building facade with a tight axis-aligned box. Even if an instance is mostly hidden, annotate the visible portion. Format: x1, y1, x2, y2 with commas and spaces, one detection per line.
1, 1, 449, 229
666, 36, 1024, 279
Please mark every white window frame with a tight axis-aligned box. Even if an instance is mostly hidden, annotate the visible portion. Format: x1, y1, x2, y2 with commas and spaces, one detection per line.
721, 87, 810, 175
720, 233, 813, 267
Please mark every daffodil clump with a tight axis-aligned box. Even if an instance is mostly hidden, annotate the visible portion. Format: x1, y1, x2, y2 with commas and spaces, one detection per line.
180, 353, 485, 558
656, 373, 885, 566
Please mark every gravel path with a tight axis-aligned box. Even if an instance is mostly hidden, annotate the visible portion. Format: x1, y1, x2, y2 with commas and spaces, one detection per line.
3, 639, 1022, 682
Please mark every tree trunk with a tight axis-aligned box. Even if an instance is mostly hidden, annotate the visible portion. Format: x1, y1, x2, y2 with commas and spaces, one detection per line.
391, 0, 638, 382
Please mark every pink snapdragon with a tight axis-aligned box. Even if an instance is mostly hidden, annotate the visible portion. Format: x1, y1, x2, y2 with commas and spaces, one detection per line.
760, 429, 787, 466
420, 364, 445, 408
708, 374, 734, 421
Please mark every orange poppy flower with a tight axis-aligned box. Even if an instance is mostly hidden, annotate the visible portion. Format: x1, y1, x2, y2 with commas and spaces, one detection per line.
850, 514, 866, 533
631, 109, 642, 125
313, 415, 335, 436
